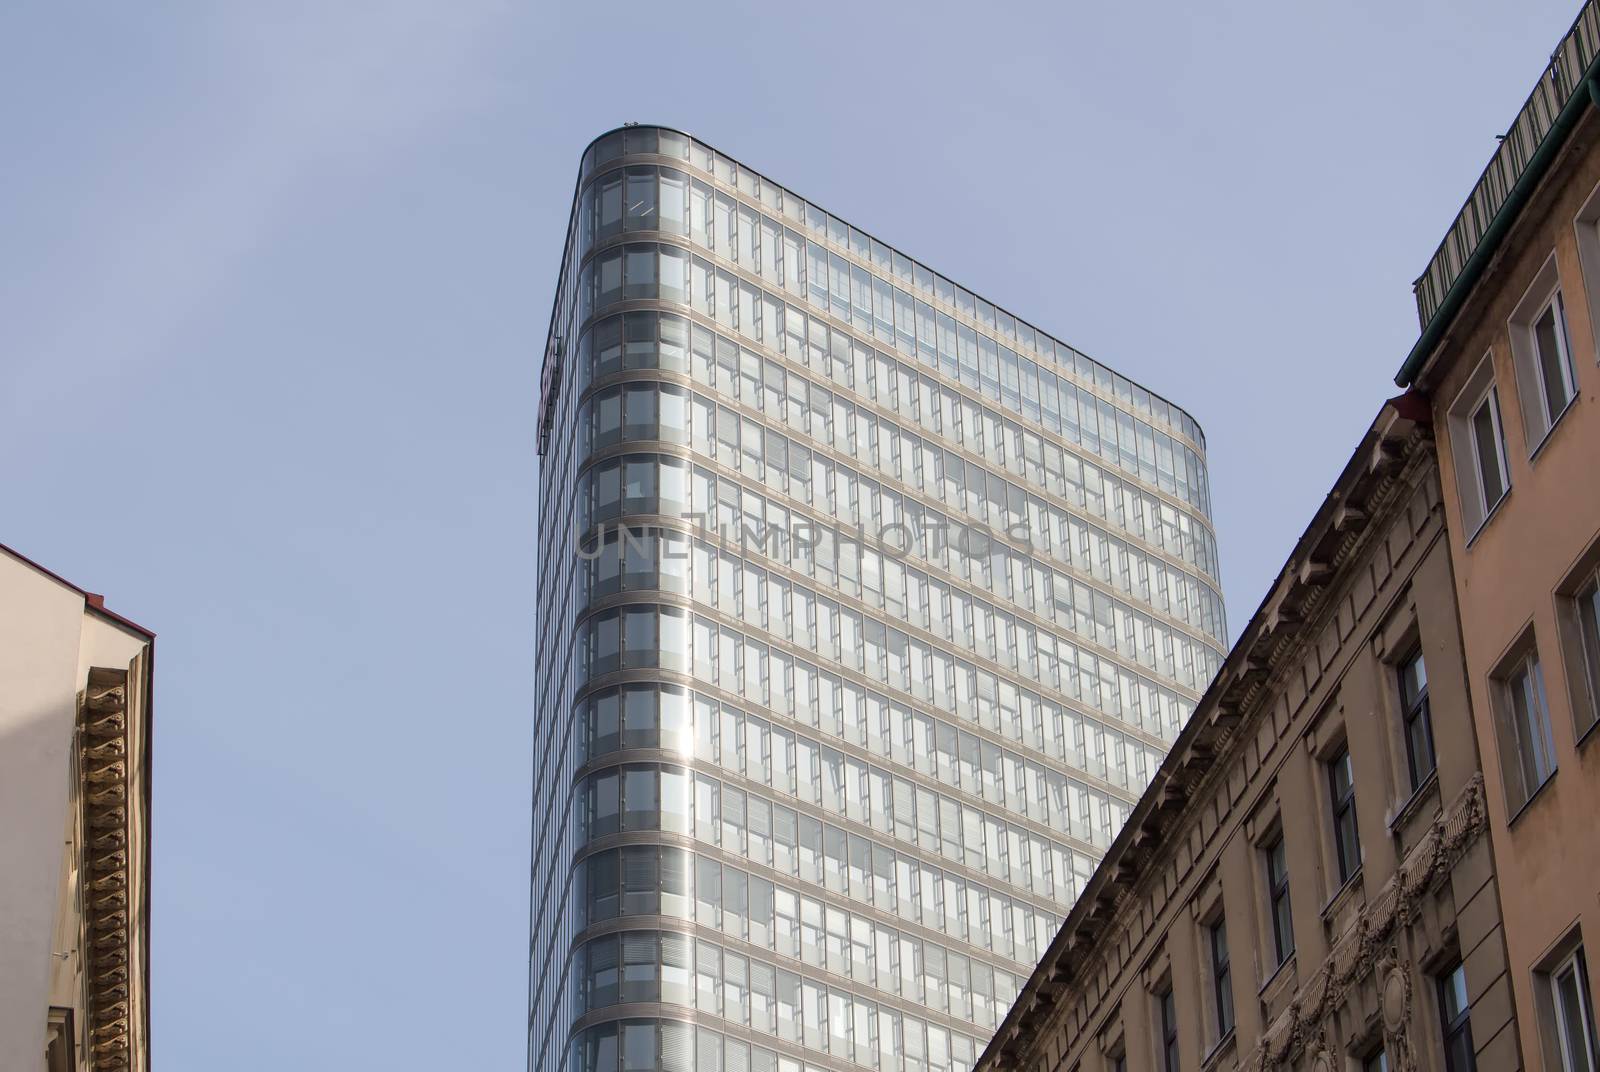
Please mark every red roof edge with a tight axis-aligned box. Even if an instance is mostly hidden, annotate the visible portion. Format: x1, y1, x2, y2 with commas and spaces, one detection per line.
0, 542, 156, 638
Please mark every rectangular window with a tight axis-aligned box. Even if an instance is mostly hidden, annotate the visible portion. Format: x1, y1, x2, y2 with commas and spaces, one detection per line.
1532, 292, 1578, 425
1400, 647, 1437, 790
1570, 571, 1600, 741
1364, 1049, 1389, 1072
1449, 358, 1511, 534
1439, 961, 1476, 1072
1548, 946, 1599, 1072
1512, 262, 1581, 448
1328, 743, 1361, 885
1209, 917, 1234, 1039
1265, 835, 1294, 967
1469, 389, 1510, 512
1498, 648, 1557, 809
1158, 985, 1179, 1072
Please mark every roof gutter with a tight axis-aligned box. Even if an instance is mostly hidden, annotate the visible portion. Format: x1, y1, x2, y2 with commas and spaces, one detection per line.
1396, 70, 1600, 388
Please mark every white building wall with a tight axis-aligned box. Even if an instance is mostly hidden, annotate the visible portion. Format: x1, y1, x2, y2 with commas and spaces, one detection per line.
0, 555, 90, 1072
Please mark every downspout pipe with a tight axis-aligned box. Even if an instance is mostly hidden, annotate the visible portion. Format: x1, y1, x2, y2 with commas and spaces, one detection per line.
1395, 70, 1600, 387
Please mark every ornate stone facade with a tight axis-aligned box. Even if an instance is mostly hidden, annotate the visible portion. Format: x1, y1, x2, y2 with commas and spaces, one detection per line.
1242, 774, 1487, 1072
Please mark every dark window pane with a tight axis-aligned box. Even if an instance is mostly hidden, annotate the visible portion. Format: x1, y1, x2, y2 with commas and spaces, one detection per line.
1471, 396, 1506, 507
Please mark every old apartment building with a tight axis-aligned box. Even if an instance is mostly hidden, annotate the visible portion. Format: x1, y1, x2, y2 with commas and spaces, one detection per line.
1397, 1, 1600, 1066
1, 545, 153, 1072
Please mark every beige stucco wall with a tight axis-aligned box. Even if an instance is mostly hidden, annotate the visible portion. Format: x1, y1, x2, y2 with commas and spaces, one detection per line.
0, 554, 93, 1072
1423, 113, 1600, 1071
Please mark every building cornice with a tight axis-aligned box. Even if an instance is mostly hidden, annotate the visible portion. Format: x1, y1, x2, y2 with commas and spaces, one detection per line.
78, 669, 137, 1072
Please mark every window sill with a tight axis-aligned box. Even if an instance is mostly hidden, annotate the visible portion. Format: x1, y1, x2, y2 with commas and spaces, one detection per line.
1258, 952, 1298, 1004
1464, 488, 1512, 549
1527, 392, 1579, 465
1320, 867, 1364, 925
1388, 769, 1441, 834
1201, 1028, 1237, 1072
1577, 716, 1600, 753
1506, 768, 1559, 829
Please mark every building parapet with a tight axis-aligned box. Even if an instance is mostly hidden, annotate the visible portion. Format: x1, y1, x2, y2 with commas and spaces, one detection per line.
1403, 0, 1600, 384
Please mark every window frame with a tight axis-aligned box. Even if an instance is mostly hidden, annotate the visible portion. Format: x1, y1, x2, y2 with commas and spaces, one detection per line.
1494, 642, 1558, 813
1560, 560, 1600, 746
1398, 645, 1438, 791
1208, 915, 1235, 1041
1264, 833, 1294, 968
1508, 256, 1582, 453
1156, 983, 1180, 1072
1548, 945, 1600, 1072
1327, 742, 1362, 886
1447, 356, 1512, 538
1438, 960, 1476, 1072
1531, 290, 1579, 433
1468, 387, 1511, 520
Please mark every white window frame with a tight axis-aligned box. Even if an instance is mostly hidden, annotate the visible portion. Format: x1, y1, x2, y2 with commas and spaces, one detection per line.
1508, 254, 1581, 453
1537, 938, 1600, 1072
1576, 575, 1600, 740
1557, 553, 1600, 747
1551, 946, 1599, 1072
1495, 645, 1558, 811
1447, 355, 1511, 537
1569, 176, 1600, 369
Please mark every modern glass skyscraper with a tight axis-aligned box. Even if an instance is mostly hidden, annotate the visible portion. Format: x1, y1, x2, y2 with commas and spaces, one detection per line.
531, 125, 1225, 1072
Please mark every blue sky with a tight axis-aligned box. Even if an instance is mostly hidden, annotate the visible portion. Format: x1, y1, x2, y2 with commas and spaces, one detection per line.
0, 1, 1580, 1067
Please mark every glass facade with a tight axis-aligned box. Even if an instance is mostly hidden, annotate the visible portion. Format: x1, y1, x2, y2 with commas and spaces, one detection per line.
532, 126, 1226, 1072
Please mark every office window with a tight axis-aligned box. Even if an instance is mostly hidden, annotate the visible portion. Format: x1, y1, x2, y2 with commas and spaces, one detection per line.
1157, 985, 1179, 1072
1439, 962, 1475, 1072
1328, 744, 1361, 885
1569, 570, 1600, 740
1549, 946, 1598, 1072
1399, 647, 1437, 790
1364, 1049, 1389, 1072
1209, 917, 1234, 1039
1496, 648, 1557, 810
1448, 360, 1510, 533
1265, 835, 1294, 967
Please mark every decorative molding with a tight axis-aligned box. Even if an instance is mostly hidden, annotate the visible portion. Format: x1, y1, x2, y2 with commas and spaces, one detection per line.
1240, 774, 1487, 1071
1378, 950, 1419, 1072
78, 668, 135, 1072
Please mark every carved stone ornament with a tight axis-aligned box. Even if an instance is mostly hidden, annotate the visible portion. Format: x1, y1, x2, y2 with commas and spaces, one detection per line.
1377, 947, 1418, 1072
1240, 776, 1485, 1069
80, 669, 136, 1072
1380, 963, 1409, 1033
